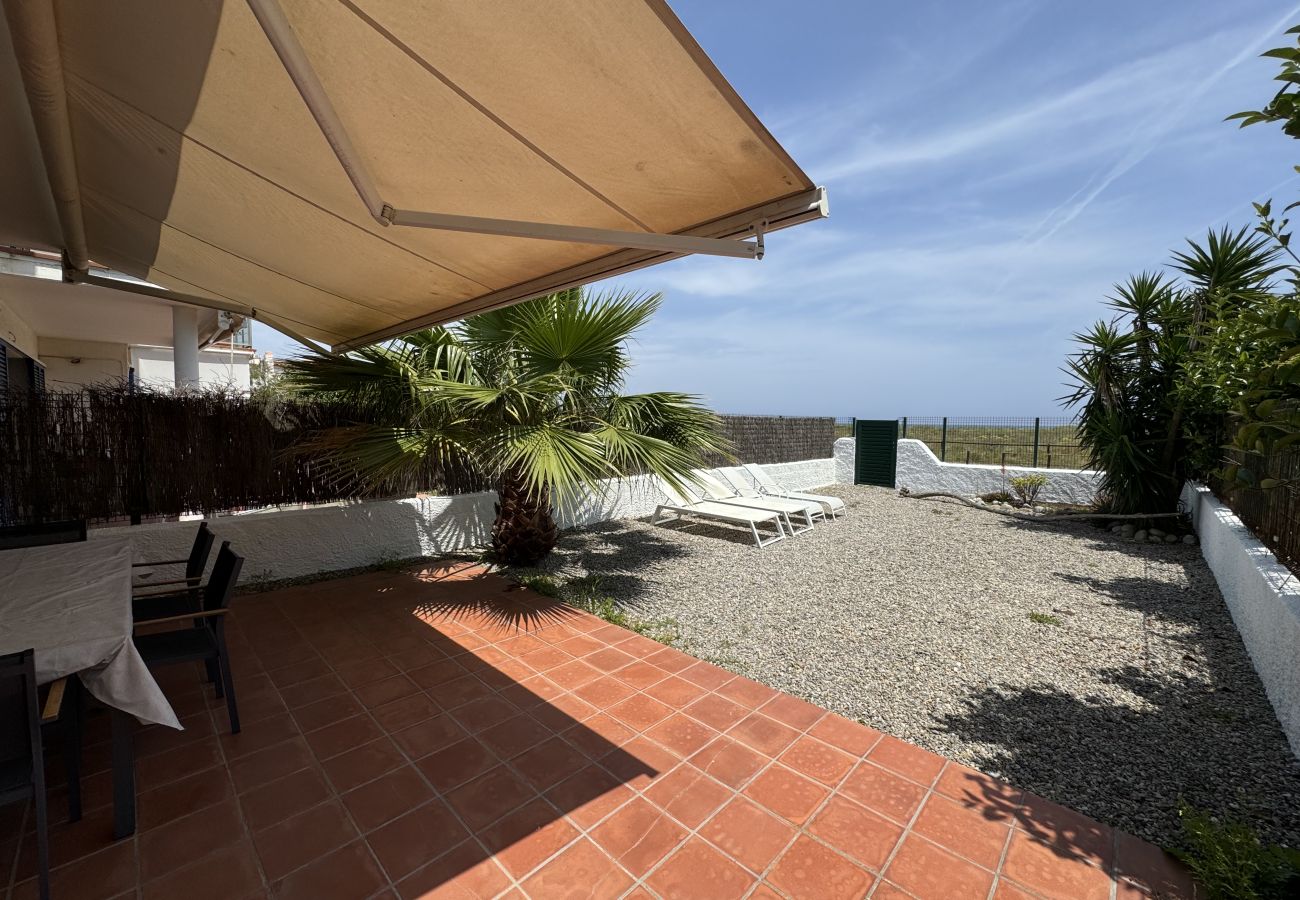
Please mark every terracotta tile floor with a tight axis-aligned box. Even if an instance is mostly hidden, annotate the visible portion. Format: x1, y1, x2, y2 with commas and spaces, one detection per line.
1, 564, 1199, 899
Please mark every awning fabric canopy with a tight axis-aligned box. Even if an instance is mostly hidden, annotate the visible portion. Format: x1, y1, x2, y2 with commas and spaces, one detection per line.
0, 0, 825, 351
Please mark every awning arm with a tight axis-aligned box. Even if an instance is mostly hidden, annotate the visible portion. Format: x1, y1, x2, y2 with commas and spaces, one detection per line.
244, 0, 765, 260
3, 0, 90, 270
69, 270, 332, 355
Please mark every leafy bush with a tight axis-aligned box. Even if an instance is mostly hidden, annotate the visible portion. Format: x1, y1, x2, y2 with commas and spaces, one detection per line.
980, 490, 1016, 503
1175, 805, 1300, 900
1010, 473, 1048, 506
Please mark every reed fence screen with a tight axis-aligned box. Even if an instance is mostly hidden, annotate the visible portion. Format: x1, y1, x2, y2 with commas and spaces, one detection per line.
1215, 447, 1300, 575
0, 392, 835, 525
898, 416, 1087, 470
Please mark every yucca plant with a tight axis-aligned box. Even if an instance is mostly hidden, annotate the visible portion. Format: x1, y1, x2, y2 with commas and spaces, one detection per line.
281, 288, 729, 565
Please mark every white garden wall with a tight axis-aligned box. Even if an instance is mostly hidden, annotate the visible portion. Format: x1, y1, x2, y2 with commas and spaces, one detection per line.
90, 457, 837, 583
1181, 483, 1300, 757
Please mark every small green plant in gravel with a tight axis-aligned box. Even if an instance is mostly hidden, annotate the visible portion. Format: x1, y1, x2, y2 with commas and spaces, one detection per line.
1175, 805, 1300, 900
1010, 473, 1049, 506
1029, 611, 1064, 626
515, 573, 563, 598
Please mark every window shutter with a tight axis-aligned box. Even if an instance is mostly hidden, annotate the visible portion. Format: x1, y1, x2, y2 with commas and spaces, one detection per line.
0, 341, 8, 392
28, 358, 45, 394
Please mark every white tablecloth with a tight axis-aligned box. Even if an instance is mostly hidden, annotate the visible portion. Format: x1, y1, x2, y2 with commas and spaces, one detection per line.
0, 536, 182, 729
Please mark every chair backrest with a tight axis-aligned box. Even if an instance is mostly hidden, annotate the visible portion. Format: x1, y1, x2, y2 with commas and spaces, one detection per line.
718, 468, 760, 498
692, 471, 737, 501
0, 649, 41, 773
656, 476, 694, 508
743, 464, 781, 492
0, 520, 88, 551
202, 541, 245, 614
186, 522, 216, 582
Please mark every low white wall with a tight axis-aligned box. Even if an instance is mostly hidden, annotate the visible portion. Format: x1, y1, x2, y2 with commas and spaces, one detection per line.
1182, 483, 1300, 758
91, 457, 836, 583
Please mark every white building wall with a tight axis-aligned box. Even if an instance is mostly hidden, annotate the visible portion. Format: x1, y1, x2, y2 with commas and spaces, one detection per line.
131, 345, 253, 393
1182, 483, 1300, 758
37, 337, 131, 390
88, 458, 836, 583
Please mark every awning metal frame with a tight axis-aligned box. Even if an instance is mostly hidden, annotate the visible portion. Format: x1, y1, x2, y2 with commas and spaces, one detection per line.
244, 0, 768, 261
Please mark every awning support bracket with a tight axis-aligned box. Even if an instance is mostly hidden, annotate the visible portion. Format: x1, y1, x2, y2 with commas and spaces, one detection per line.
244, 0, 765, 260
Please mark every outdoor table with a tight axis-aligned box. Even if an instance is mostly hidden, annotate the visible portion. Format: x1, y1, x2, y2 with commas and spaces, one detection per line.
0, 535, 182, 838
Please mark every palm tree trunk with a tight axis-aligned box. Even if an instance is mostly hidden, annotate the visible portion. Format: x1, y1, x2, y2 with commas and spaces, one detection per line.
492, 469, 559, 566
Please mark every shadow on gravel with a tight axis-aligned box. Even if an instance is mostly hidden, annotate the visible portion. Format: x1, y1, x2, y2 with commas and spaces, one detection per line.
939, 566, 1300, 850
549, 521, 703, 608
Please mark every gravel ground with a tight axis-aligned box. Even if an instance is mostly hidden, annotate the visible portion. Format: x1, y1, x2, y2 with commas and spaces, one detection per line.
524, 484, 1300, 849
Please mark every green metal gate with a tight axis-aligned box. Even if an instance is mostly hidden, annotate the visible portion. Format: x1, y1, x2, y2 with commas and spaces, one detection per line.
854, 419, 899, 487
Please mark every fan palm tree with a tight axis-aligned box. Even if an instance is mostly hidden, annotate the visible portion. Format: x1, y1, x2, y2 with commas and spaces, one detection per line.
280, 288, 730, 565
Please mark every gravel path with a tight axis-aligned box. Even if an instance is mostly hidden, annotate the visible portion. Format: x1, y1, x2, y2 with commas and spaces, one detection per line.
525, 484, 1300, 849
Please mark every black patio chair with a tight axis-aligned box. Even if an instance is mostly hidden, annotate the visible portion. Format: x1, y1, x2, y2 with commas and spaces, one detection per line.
131, 521, 215, 610
133, 542, 244, 734
1, 650, 74, 900
0, 520, 87, 551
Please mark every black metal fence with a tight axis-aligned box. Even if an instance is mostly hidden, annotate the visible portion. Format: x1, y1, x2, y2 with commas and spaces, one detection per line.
1215, 447, 1300, 574
0, 392, 836, 525
896, 416, 1087, 470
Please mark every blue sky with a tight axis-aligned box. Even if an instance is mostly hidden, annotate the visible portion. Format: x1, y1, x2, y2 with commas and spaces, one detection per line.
254, 0, 1300, 417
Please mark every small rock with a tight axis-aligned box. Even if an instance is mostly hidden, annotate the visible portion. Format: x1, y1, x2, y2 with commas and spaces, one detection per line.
1183, 534, 1198, 545
1150, 528, 1165, 538
1134, 530, 1148, 541
1165, 534, 1179, 543
1149, 534, 1163, 543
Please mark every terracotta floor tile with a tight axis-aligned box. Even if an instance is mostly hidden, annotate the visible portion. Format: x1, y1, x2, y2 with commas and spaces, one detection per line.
759, 693, 825, 731
562, 712, 636, 759
643, 675, 708, 708
335, 656, 401, 689
137, 764, 234, 831
13, 807, 121, 880
646, 837, 753, 900
602, 736, 676, 790
839, 762, 929, 824
780, 735, 857, 786
253, 799, 358, 882
642, 763, 731, 828
687, 738, 767, 790
342, 764, 434, 832
678, 660, 733, 691
354, 673, 422, 709
683, 693, 749, 731
406, 658, 469, 690
644, 713, 718, 758
585, 647, 638, 673
429, 674, 495, 709
531, 693, 599, 732
768, 835, 875, 900
729, 712, 801, 756
1015, 791, 1114, 870
613, 660, 671, 690
393, 838, 511, 899
868, 736, 946, 787
808, 794, 904, 872
321, 737, 407, 792
519, 646, 574, 673
370, 691, 441, 733
139, 797, 244, 882
885, 835, 996, 900
478, 713, 555, 759
714, 675, 779, 710
228, 736, 315, 793
366, 800, 469, 881
414, 736, 498, 792
911, 793, 1012, 870
511, 736, 592, 790
808, 713, 882, 757
445, 765, 538, 831
591, 796, 688, 876
555, 634, 605, 658
546, 659, 605, 690
390, 714, 468, 758
934, 763, 1022, 818
273, 840, 388, 900
291, 693, 365, 733
992, 880, 1042, 900
744, 764, 830, 826
700, 796, 797, 874
520, 837, 633, 900
1001, 831, 1113, 900
240, 767, 331, 831
140, 839, 265, 900
643, 646, 697, 673
10, 843, 135, 900
606, 695, 676, 732
305, 714, 385, 761
135, 739, 224, 792
449, 694, 520, 733
545, 764, 636, 829
572, 675, 637, 708
1114, 829, 1196, 898
479, 797, 580, 879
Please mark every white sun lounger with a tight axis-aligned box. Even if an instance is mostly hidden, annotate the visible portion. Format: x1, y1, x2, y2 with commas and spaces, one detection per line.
688, 471, 820, 535
652, 477, 786, 549
742, 463, 846, 518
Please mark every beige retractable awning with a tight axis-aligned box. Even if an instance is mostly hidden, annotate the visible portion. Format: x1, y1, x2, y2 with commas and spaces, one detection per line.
0, 0, 825, 352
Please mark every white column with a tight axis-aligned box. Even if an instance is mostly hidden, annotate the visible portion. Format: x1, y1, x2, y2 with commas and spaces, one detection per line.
171, 306, 200, 390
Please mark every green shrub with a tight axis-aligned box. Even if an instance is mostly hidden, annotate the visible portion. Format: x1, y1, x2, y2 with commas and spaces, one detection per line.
1175, 805, 1300, 900
1010, 473, 1049, 506
980, 490, 1016, 503
515, 573, 563, 598
1028, 611, 1063, 626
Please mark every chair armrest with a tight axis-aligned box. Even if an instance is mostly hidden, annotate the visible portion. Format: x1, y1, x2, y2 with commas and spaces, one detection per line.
135, 608, 229, 628
41, 678, 68, 724
132, 559, 188, 568
132, 575, 202, 592
131, 587, 201, 605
